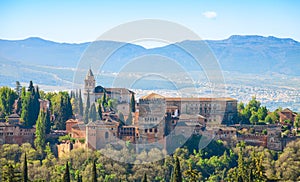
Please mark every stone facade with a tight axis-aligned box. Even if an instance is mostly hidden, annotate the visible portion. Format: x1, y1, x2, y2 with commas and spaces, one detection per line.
278, 108, 297, 124
0, 122, 35, 146
86, 120, 119, 150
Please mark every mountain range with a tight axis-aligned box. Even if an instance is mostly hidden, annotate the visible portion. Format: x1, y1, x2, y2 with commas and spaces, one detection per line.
0, 35, 300, 89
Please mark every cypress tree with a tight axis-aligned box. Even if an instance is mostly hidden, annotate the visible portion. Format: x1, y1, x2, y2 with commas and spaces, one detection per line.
130, 92, 136, 112
102, 92, 107, 111
92, 160, 97, 182
22, 153, 28, 182
86, 91, 90, 110
84, 92, 90, 123
84, 106, 89, 124
63, 162, 70, 182
75, 89, 79, 99
89, 103, 97, 122
125, 111, 133, 125
34, 109, 46, 150
21, 81, 40, 127
142, 173, 147, 182
172, 156, 182, 182
76, 172, 82, 182
45, 109, 51, 134
33, 86, 40, 123
28, 81, 34, 92
97, 102, 103, 120
15, 81, 22, 96
78, 89, 83, 116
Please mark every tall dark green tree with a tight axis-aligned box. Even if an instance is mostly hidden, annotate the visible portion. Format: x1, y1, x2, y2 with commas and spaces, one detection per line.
21, 81, 40, 127
0, 87, 18, 117
102, 92, 107, 111
92, 160, 97, 182
33, 86, 40, 121
89, 103, 97, 122
125, 111, 133, 125
86, 91, 90, 110
84, 92, 90, 123
22, 153, 28, 182
78, 89, 83, 116
118, 112, 125, 126
15, 81, 22, 96
142, 173, 147, 182
34, 109, 46, 150
45, 109, 51, 134
172, 156, 183, 182
63, 162, 70, 182
97, 102, 103, 120
84, 106, 89, 124
76, 172, 82, 182
53, 92, 73, 130
28, 81, 34, 92
130, 92, 136, 112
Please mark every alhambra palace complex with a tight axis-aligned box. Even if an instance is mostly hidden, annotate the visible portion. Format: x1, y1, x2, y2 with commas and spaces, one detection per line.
1, 69, 299, 157
59, 69, 294, 156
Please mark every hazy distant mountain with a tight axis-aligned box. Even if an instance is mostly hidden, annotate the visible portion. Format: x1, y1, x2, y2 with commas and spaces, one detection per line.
0, 35, 299, 87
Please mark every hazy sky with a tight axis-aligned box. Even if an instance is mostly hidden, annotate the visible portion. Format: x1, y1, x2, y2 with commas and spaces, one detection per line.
1, 0, 299, 43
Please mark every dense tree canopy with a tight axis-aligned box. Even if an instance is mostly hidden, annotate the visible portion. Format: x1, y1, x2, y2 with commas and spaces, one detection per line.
0, 86, 18, 117
0, 139, 300, 181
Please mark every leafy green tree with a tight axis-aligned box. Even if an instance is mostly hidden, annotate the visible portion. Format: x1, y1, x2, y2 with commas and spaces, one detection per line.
237, 148, 247, 182
107, 98, 117, 111
63, 162, 70, 182
52, 92, 73, 130
172, 156, 182, 182
22, 153, 28, 182
0, 87, 18, 117
250, 113, 259, 125
34, 109, 46, 150
102, 92, 107, 111
237, 102, 244, 112
247, 96, 261, 112
2, 164, 21, 182
294, 114, 300, 130
264, 115, 273, 124
257, 106, 268, 121
183, 162, 200, 182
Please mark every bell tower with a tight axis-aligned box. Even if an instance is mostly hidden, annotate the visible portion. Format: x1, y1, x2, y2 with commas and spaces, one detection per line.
84, 68, 96, 104
84, 68, 95, 91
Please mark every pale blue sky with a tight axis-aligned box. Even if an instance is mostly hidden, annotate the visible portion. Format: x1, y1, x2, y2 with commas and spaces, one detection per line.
0, 0, 299, 43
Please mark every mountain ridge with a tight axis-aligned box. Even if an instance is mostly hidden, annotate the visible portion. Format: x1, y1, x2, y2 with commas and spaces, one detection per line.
1, 35, 300, 87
